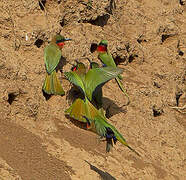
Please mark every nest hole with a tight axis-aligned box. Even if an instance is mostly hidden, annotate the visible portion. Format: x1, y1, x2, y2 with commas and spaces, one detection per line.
86, 14, 110, 27
34, 39, 44, 48
59, 18, 66, 27
128, 54, 138, 63
152, 106, 163, 117
161, 34, 170, 43
178, 50, 184, 56
8, 93, 17, 105
90, 43, 98, 53
114, 56, 127, 65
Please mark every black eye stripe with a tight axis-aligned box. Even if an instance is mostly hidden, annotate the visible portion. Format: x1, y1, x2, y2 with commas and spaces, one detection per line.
99, 43, 107, 47
56, 40, 65, 43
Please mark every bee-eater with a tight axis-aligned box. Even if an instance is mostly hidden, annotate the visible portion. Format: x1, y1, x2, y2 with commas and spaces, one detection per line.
69, 61, 123, 104
96, 40, 130, 105
83, 115, 140, 156
86, 59, 103, 110
42, 34, 71, 95
64, 61, 123, 122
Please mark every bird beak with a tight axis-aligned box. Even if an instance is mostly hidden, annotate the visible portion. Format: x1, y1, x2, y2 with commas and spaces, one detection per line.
64, 38, 72, 41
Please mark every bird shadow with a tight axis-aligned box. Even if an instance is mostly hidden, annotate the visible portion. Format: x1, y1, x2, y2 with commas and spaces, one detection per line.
65, 86, 85, 103
102, 97, 127, 118
42, 90, 52, 101
85, 160, 116, 180
56, 55, 67, 73
65, 116, 87, 130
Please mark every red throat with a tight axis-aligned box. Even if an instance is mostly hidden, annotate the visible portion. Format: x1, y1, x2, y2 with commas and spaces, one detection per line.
97, 45, 107, 52
57, 42, 65, 48
86, 123, 91, 129
72, 66, 77, 71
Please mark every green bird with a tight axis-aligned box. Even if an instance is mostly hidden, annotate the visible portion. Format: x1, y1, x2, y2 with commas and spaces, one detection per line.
86, 59, 104, 111
42, 34, 71, 95
96, 40, 130, 105
83, 115, 140, 155
65, 61, 123, 122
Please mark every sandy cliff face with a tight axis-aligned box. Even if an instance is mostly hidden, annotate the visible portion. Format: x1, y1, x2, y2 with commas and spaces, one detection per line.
0, 0, 185, 179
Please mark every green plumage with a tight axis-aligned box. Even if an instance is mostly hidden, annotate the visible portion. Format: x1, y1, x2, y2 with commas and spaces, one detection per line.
97, 40, 130, 104
44, 44, 62, 74
64, 63, 123, 102
98, 50, 117, 68
42, 35, 66, 95
83, 114, 140, 155
65, 62, 123, 122
65, 61, 139, 155
88, 61, 103, 109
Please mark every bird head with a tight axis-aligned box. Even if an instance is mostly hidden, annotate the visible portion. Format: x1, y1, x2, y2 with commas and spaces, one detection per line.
82, 116, 92, 129
105, 127, 117, 144
97, 40, 108, 53
53, 34, 72, 49
71, 60, 86, 74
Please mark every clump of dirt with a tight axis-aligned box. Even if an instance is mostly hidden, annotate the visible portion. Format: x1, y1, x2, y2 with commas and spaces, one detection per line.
0, 0, 186, 179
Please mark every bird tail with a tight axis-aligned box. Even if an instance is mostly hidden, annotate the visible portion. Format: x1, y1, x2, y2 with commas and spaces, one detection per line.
116, 132, 141, 156
106, 138, 113, 152
65, 98, 87, 123
42, 71, 65, 95
126, 145, 141, 157
115, 76, 130, 105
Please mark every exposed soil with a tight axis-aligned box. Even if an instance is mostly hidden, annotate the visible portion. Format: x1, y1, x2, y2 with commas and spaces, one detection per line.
0, 0, 186, 179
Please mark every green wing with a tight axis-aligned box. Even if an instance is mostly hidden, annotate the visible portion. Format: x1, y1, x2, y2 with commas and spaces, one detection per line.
65, 98, 102, 123
65, 98, 87, 122
44, 44, 61, 74
106, 121, 140, 156
85, 67, 123, 100
93, 116, 107, 137
64, 71, 85, 94
94, 115, 130, 148
98, 52, 116, 67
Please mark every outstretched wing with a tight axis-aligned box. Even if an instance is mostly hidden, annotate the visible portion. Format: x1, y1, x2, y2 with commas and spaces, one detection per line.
85, 67, 123, 100
64, 71, 85, 94
44, 44, 61, 74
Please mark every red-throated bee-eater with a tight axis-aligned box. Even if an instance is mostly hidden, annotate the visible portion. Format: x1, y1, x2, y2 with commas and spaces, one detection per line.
42, 34, 71, 95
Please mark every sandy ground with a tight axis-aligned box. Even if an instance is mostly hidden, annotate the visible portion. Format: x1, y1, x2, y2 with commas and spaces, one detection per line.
0, 0, 186, 179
